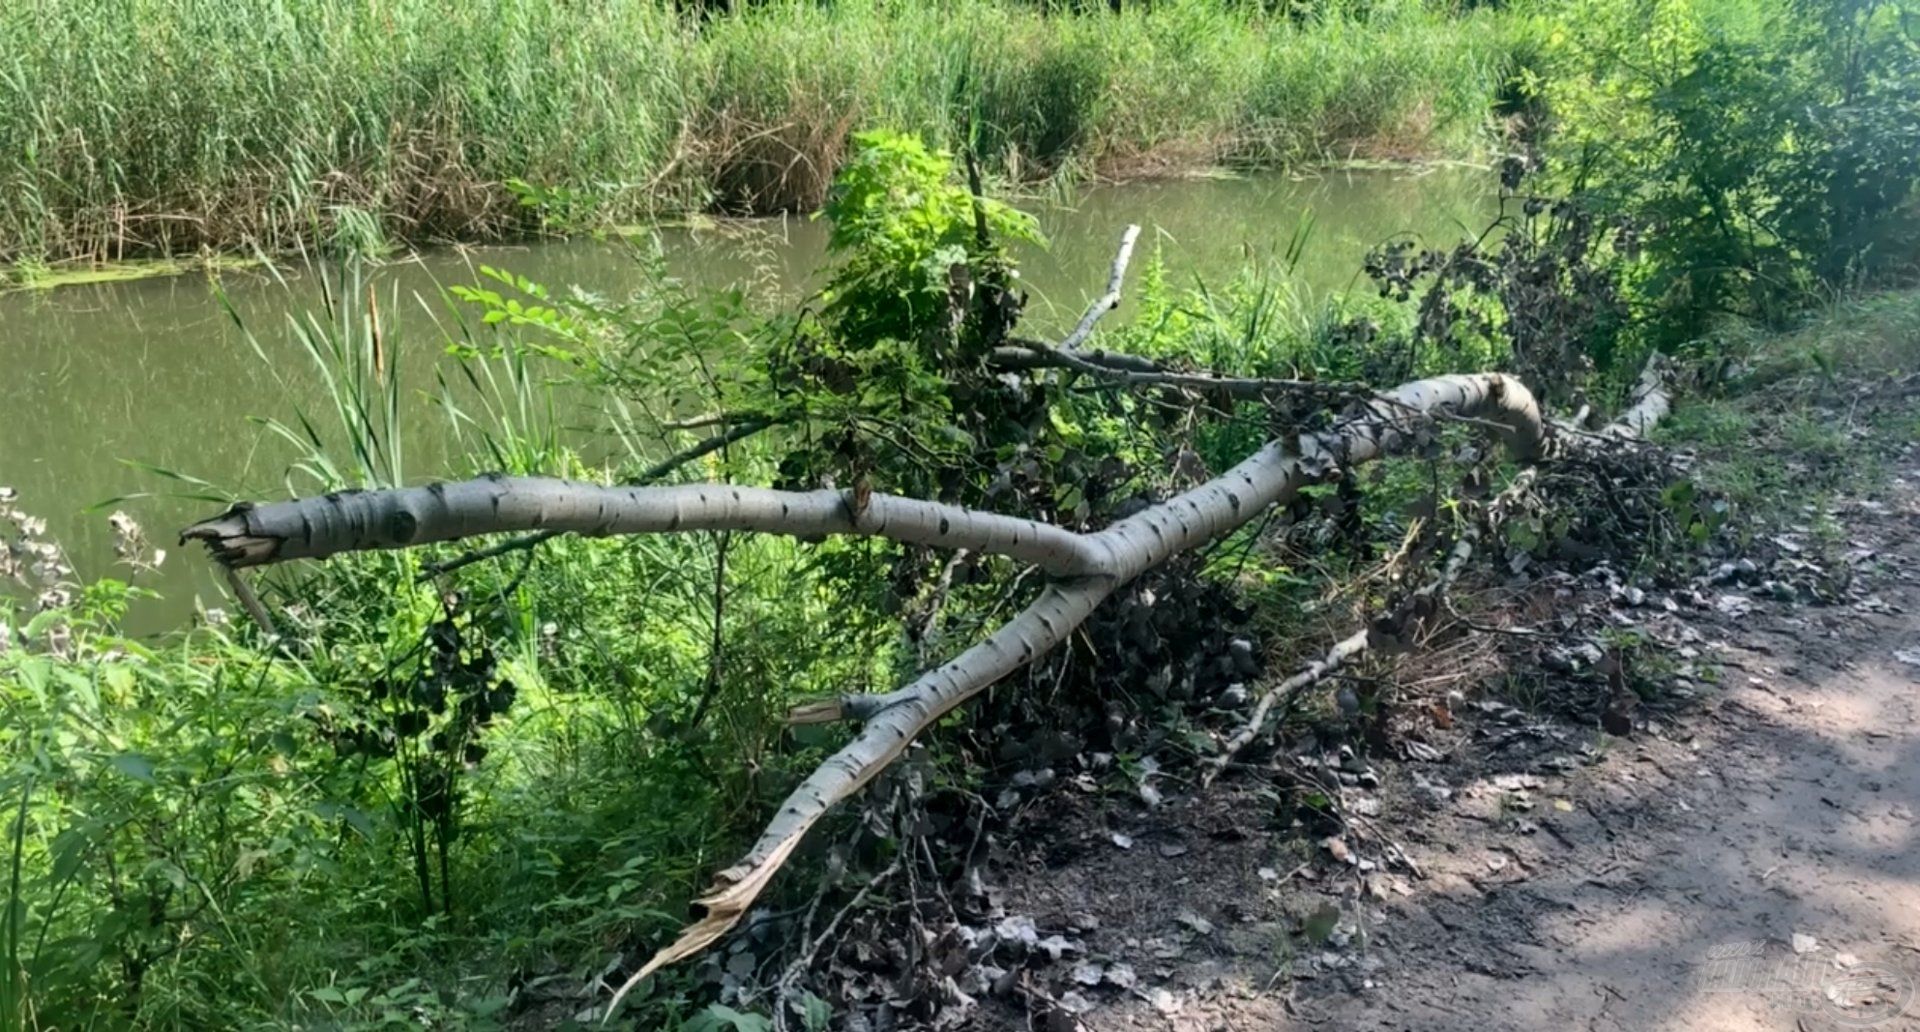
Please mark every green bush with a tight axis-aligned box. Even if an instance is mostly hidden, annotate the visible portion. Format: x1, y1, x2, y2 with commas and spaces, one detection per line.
1538, 0, 1920, 343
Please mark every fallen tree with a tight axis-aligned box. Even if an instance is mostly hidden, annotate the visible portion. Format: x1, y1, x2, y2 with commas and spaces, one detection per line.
180, 221, 1673, 1013
1206, 350, 1674, 779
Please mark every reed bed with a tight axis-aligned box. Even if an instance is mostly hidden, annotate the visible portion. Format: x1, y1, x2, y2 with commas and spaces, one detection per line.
0, 0, 1532, 263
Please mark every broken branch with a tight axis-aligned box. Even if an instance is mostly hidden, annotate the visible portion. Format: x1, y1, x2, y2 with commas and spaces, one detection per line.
421, 416, 778, 579
1059, 224, 1141, 352
182, 369, 1557, 1010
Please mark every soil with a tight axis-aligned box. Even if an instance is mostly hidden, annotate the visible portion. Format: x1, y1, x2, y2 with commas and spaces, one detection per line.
959, 450, 1920, 1031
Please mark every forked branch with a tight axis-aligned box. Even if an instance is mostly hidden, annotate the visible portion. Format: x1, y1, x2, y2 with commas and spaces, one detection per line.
181, 370, 1555, 1015
180, 230, 1679, 1013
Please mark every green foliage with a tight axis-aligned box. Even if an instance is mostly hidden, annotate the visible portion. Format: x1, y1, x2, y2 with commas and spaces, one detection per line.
1538, 0, 1920, 343
7, 7, 1918, 1006
683, 1002, 774, 1032
820, 130, 1040, 346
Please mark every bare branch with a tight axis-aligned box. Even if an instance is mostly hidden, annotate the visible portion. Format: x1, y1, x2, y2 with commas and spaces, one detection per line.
223, 567, 278, 638
1059, 224, 1141, 352
612, 577, 1116, 1005
185, 479, 1113, 579
996, 337, 1366, 406
1602, 352, 1673, 438
1210, 625, 1371, 777
1202, 369, 1668, 783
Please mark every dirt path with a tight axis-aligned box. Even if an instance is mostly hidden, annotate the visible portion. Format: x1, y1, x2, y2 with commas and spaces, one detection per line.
971, 457, 1920, 1031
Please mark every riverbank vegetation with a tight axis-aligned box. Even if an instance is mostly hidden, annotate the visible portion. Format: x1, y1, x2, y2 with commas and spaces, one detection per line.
3, 0, 1919, 1028
0, 0, 1528, 265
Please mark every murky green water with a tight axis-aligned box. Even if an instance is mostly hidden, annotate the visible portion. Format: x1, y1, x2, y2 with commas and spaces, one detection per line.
0, 168, 1491, 630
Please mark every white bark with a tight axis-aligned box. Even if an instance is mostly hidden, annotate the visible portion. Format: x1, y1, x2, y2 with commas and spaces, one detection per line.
1210, 625, 1371, 774
1603, 352, 1673, 438
179, 198, 1684, 1006
184, 480, 1112, 579
1059, 224, 1141, 352
1203, 355, 1673, 784
182, 370, 1554, 1011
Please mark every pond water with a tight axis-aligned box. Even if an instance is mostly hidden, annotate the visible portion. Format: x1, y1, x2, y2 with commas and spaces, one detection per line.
0, 167, 1491, 631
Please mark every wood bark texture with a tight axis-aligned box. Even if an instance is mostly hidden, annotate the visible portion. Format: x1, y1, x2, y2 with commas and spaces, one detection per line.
181, 369, 1570, 1011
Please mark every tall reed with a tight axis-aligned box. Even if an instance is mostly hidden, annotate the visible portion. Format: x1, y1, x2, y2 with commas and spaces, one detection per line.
0, 0, 1530, 264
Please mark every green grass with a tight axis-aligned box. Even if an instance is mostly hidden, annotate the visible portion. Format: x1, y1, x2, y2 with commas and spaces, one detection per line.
1658, 289, 1920, 520
0, 0, 1534, 264
0, 265, 899, 1027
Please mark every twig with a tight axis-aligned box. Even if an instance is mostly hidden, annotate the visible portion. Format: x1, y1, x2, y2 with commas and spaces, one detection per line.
963, 146, 992, 252
996, 338, 1373, 406
662, 411, 743, 431
912, 549, 970, 662
687, 530, 731, 731
1206, 627, 1372, 784
1059, 225, 1141, 352
770, 855, 903, 1030
1207, 463, 1540, 782
1350, 813, 1426, 880
419, 531, 560, 581
223, 567, 277, 639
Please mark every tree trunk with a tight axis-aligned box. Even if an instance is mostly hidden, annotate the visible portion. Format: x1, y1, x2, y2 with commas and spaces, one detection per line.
182, 370, 1563, 1002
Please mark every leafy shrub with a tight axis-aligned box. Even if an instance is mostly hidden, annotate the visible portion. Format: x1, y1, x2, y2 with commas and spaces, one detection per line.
1539, 0, 1920, 343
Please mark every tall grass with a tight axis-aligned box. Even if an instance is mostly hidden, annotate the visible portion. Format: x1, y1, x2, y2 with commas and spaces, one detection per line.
0, 0, 1532, 263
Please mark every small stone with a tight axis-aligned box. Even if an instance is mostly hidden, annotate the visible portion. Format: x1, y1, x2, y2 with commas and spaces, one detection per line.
1151, 988, 1182, 1015
1793, 933, 1819, 955
1111, 833, 1134, 850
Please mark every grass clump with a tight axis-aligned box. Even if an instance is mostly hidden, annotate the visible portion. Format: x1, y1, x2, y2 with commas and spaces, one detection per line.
1657, 289, 1920, 521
